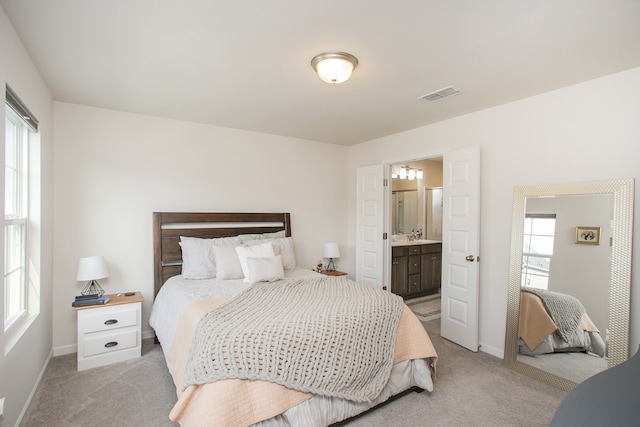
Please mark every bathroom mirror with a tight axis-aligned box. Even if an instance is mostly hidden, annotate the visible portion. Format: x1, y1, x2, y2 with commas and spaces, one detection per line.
392, 190, 418, 235
503, 178, 634, 391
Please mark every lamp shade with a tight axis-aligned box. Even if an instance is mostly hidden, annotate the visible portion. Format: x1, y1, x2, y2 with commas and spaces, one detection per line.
323, 243, 341, 259
77, 256, 109, 281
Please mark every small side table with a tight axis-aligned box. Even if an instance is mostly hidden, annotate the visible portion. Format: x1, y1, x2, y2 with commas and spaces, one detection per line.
319, 270, 348, 277
74, 292, 144, 371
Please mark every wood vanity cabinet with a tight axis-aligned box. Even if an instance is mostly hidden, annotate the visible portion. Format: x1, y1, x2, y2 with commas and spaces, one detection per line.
421, 243, 442, 294
391, 247, 409, 296
391, 243, 442, 298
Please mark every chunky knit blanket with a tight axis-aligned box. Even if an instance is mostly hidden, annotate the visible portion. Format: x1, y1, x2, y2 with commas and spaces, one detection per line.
521, 288, 585, 342
181, 276, 404, 403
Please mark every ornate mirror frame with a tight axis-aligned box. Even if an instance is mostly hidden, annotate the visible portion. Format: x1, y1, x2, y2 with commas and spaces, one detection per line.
503, 178, 634, 391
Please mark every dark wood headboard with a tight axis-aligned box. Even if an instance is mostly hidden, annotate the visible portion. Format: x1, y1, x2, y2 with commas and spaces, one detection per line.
152, 212, 291, 298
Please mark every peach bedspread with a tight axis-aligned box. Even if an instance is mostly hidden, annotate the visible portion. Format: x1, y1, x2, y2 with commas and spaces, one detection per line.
519, 291, 599, 350
167, 298, 438, 426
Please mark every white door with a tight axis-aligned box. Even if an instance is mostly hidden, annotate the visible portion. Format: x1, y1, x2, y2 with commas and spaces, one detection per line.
440, 146, 481, 351
356, 165, 385, 289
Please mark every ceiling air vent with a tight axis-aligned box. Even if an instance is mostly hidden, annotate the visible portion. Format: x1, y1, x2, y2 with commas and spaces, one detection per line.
418, 86, 462, 102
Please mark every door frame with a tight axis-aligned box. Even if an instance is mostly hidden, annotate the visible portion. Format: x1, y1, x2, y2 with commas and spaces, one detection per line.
383, 153, 444, 288
381, 147, 480, 352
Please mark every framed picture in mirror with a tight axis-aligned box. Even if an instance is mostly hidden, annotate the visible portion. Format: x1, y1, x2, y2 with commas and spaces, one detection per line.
575, 226, 601, 245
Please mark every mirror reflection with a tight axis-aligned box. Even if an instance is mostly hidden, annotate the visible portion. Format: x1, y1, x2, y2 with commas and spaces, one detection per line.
392, 190, 418, 235
517, 194, 612, 383
504, 179, 634, 392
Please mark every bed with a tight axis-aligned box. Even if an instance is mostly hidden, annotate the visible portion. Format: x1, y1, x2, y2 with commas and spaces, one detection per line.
149, 212, 438, 426
518, 288, 605, 357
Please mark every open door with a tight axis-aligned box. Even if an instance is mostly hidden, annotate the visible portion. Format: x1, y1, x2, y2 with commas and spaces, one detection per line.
440, 146, 481, 351
355, 164, 385, 289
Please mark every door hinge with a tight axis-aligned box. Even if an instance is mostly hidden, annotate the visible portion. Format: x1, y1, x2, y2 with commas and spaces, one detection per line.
383, 178, 388, 186
383, 232, 388, 240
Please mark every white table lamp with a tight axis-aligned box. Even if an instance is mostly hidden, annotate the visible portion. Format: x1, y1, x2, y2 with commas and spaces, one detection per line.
323, 243, 340, 272
77, 255, 109, 296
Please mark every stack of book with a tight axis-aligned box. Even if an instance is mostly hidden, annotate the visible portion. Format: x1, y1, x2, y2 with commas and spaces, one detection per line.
71, 294, 110, 307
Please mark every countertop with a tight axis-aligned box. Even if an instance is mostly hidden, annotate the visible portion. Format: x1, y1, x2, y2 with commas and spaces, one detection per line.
391, 239, 441, 247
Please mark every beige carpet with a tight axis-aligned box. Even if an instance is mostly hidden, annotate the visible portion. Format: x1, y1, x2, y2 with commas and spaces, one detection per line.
21, 319, 567, 427
406, 293, 441, 322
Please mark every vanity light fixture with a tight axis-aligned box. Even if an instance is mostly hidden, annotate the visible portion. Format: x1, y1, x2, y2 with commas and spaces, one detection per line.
311, 52, 358, 84
393, 166, 424, 180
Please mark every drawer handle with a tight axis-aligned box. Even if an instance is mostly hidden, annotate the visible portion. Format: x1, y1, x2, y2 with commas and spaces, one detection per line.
104, 319, 118, 325
104, 341, 119, 348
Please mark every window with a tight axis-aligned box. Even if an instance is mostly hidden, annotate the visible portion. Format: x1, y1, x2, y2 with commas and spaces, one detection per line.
522, 214, 556, 290
4, 85, 38, 336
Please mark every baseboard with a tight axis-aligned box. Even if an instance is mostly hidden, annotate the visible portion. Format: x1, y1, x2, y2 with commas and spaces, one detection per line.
52, 343, 76, 357
16, 348, 53, 426
479, 342, 504, 359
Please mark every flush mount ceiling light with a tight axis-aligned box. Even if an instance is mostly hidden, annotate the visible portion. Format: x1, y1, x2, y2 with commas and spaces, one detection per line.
311, 51, 358, 84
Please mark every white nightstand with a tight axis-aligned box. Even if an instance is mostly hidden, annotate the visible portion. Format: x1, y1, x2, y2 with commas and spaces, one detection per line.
74, 292, 144, 371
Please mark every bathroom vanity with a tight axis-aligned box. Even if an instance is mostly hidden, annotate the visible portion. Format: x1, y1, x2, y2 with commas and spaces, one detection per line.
391, 240, 442, 299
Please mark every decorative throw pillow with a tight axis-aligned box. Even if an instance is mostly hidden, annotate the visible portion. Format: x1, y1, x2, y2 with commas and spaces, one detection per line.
243, 237, 297, 270
246, 255, 285, 283
235, 242, 276, 281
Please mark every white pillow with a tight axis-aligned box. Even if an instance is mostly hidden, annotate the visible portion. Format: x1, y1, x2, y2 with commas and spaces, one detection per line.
238, 230, 286, 242
235, 242, 276, 280
246, 255, 285, 283
243, 237, 297, 270
213, 245, 244, 280
179, 235, 242, 279
179, 237, 215, 279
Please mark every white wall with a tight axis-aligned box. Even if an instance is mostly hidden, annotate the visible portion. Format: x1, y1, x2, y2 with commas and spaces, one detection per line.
0, 8, 54, 427
52, 103, 349, 351
346, 67, 640, 358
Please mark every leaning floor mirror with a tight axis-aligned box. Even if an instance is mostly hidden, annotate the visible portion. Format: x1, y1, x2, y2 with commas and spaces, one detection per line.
503, 178, 634, 391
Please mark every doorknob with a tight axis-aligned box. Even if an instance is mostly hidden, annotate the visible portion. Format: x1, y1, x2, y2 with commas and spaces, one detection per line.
465, 255, 475, 262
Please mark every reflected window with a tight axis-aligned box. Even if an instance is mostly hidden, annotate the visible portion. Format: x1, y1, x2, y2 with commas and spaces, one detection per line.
522, 214, 556, 289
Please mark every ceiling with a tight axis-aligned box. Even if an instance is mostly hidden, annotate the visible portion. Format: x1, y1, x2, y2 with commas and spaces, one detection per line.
2, 0, 639, 146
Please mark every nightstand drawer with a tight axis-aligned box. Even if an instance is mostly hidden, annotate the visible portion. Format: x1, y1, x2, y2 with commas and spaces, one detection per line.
82, 329, 138, 357
79, 304, 138, 333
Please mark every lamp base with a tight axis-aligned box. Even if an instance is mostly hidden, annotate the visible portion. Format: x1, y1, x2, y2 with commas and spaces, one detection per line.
325, 258, 338, 272
81, 280, 105, 297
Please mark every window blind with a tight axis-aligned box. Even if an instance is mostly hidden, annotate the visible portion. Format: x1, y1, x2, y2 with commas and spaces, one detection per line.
5, 84, 39, 132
